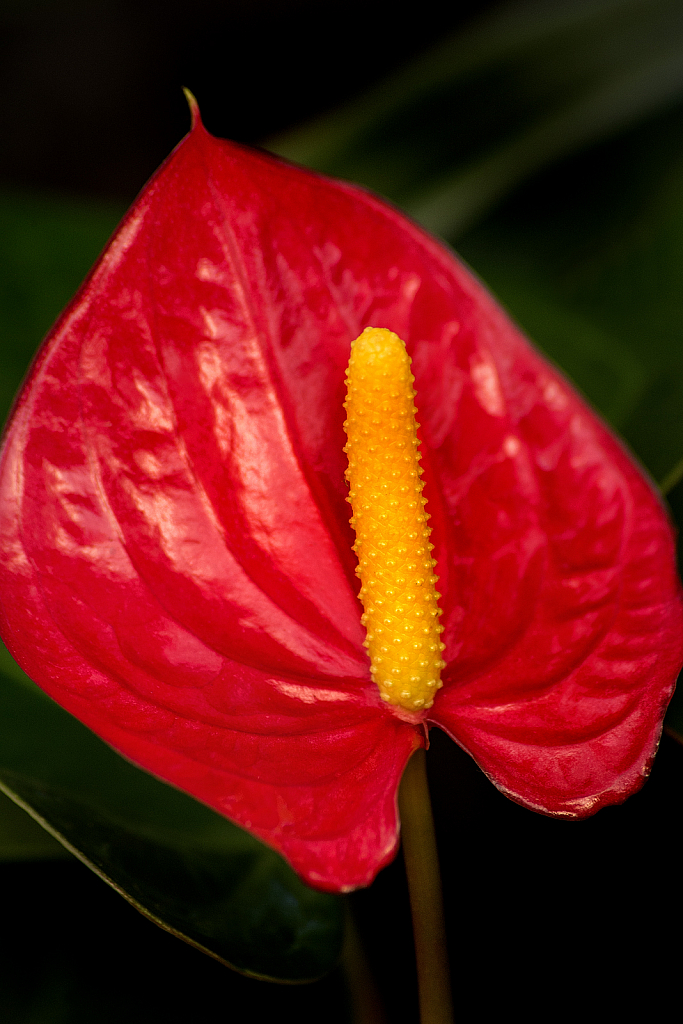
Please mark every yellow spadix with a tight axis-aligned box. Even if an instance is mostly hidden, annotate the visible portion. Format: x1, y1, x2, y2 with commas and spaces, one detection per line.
343, 327, 445, 712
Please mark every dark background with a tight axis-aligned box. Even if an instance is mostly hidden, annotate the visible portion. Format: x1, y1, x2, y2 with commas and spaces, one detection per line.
2, 729, 680, 1021
0, 0, 496, 203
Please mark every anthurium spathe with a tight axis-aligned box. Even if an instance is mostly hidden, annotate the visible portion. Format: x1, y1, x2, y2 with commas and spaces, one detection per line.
1, 104, 681, 893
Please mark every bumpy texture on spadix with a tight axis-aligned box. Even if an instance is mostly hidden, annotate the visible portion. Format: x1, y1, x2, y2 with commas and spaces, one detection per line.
344, 328, 445, 712
0, 105, 682, 892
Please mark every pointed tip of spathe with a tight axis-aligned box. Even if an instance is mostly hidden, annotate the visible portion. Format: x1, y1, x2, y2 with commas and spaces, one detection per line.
182, 87, 201, 130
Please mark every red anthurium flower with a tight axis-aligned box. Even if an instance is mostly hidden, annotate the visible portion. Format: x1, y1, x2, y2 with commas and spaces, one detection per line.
1, 105, 682, 892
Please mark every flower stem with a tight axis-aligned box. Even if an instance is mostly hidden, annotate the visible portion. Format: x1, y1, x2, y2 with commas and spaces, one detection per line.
398, 747, 454, 1024
342, 900, 388, 1024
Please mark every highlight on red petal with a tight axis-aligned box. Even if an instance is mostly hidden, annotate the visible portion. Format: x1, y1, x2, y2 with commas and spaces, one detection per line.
0, 105, 681, 891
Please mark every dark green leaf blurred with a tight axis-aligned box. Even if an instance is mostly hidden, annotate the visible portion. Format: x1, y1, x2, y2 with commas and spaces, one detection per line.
0, 786, 68, 861
0, 190, 124, 425
0, 650, 343, 982
0, 859, 351, 1024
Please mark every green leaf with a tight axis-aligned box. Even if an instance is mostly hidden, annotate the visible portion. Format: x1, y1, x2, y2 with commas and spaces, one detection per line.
0, 188, 124, 426
0, 788, 70, 861
268, 0, 683, 236
0, 649, 343, 982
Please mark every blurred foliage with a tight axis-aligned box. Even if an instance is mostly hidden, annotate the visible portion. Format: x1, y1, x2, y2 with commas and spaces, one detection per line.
0, 650, 343, 982
0, 189, 123, 422
269, 0, 683, 233
0, 787, 68, 861
0, 860, 350, 1023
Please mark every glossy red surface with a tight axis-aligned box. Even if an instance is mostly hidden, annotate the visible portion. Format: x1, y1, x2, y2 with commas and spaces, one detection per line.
1, 112, 681, 890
